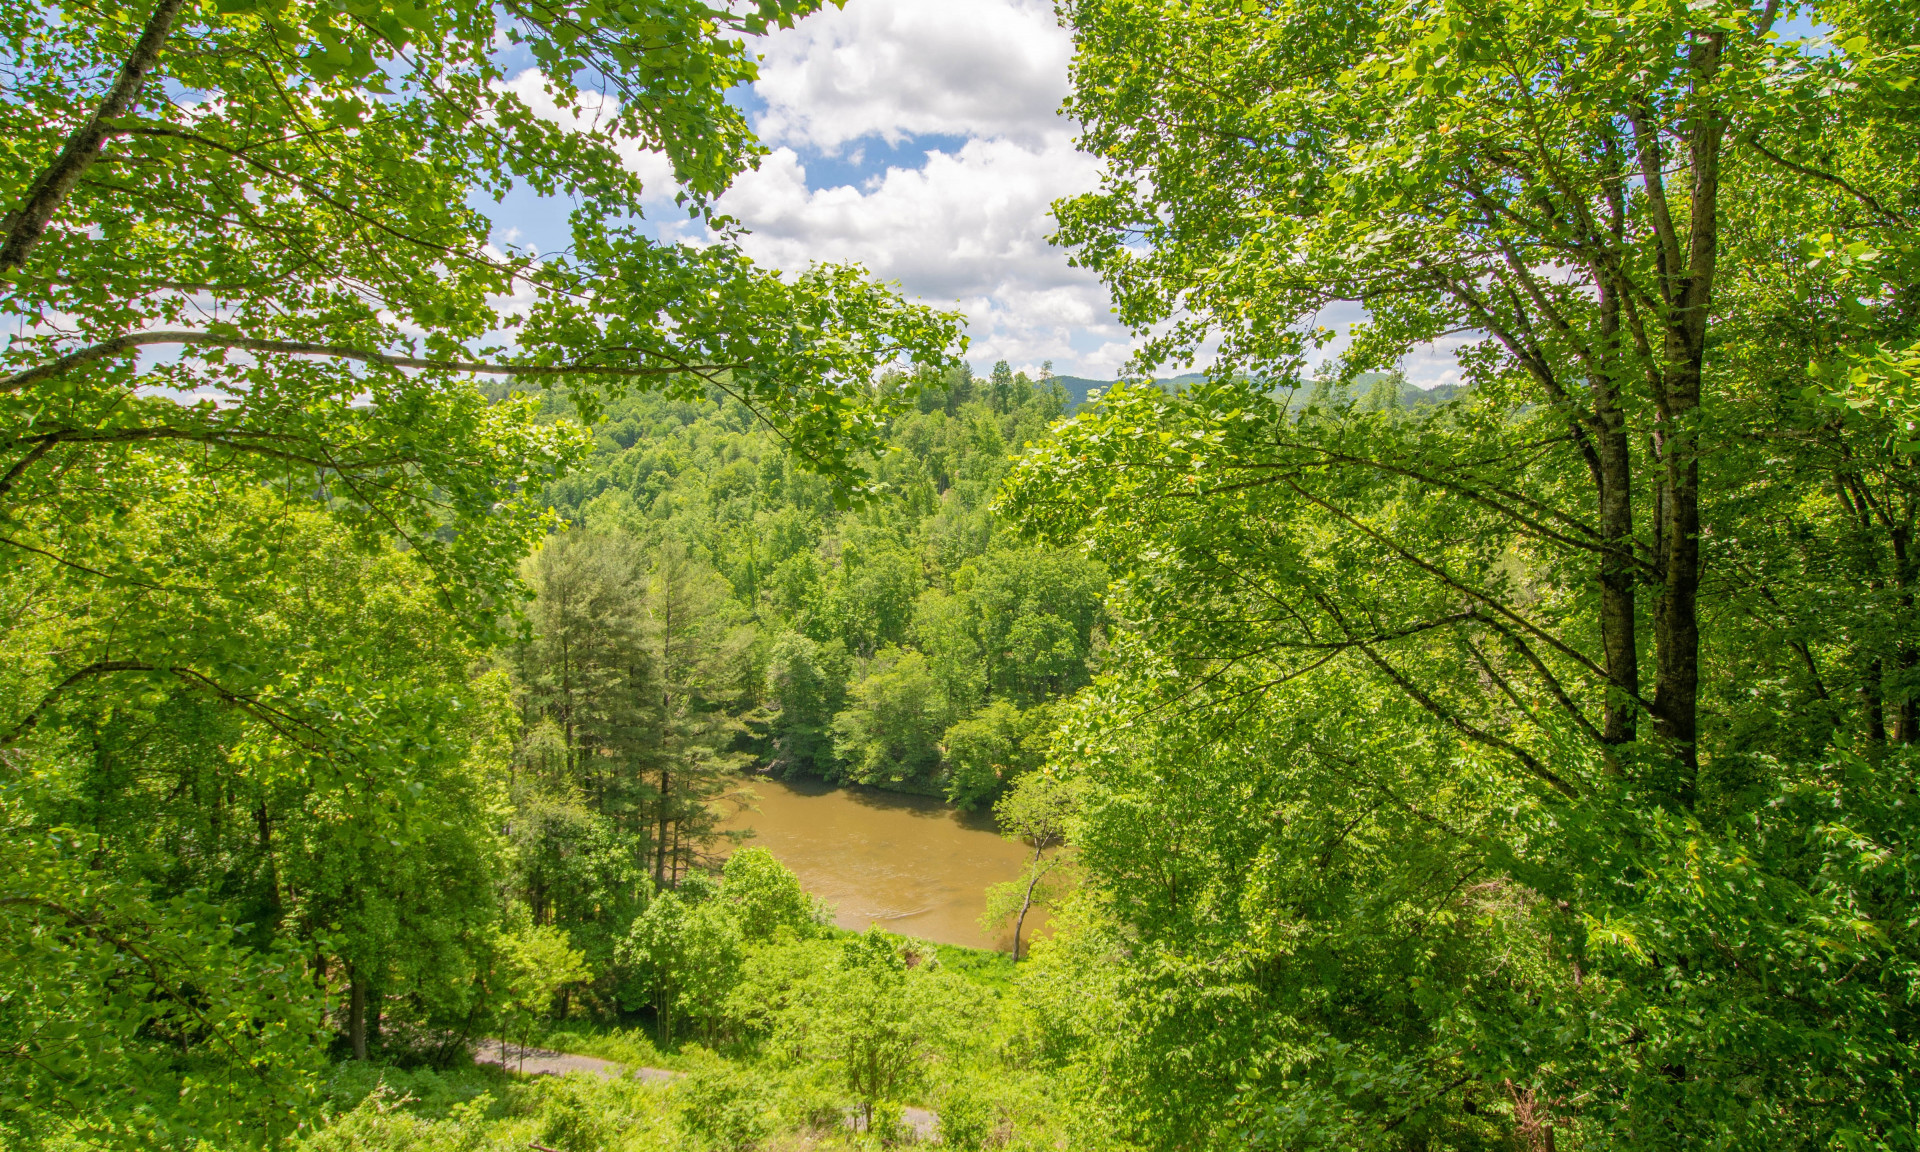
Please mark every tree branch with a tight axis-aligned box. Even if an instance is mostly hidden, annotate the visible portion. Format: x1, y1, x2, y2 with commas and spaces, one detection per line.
0, 0, 188, 273
1744, 136, 1903, 226
1357, 641, 1579, 799
3, 661, 161, 745
0, 330, 743, 394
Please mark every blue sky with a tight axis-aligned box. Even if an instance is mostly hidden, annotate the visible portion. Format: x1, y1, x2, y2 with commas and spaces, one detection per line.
484, 0, 1145, 379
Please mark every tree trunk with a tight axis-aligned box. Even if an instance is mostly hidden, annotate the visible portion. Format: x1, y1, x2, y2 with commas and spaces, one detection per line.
1636, 35, 1726, 802
1012, 887, 1034, 962
348, 967, 368, 1061
1594, 351, 1639, 749
655, 587, 674, 888
654, 764, 671, 888
1867, 657, 1888, 745
1651, 387, 1702, 799
369, 985, 384, 1050
1012, 845, 1049, 961
1890, 526, 1916, 742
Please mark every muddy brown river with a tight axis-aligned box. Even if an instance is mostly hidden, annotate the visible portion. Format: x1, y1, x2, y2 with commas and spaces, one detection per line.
720, 775, 1043, 952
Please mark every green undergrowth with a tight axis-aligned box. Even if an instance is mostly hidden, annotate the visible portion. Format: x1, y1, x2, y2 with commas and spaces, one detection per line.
927, 942, 1017, 994
298, 1054, 1083, 1152
529, 934, 1018, 1069
534, 1025, 693, 1072
292, 933, 1077, 1152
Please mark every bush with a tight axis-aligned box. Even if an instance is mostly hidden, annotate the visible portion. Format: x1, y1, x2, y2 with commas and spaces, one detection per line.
318, 1063, 503, 1122
678, 1059, 775, 1151
300, 1085, 505, 1152
936, 1083, 994, 1150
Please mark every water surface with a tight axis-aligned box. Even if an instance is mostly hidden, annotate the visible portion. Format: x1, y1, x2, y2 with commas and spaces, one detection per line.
720, 776, 1041, 951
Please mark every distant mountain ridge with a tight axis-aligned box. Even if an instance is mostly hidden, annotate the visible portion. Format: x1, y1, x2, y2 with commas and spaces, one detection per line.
1049, 373, 1207, 410
1048, 372, 1466, 412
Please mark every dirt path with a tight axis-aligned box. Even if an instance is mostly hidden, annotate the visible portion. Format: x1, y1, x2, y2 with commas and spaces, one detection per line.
474, 1040, 678, 1084
472, 1040, 939, 1140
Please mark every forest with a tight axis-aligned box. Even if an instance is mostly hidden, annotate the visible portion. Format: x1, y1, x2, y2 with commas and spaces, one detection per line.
4, 0, 1919, 1150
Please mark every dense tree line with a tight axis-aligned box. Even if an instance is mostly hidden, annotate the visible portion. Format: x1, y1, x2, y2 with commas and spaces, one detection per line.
484, 370, 1109, 1032
518, 372, 1108, 809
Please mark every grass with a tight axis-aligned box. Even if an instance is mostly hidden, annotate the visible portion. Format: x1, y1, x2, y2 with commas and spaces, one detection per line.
536, 1024, 697, 1072
932, 942, 1017, 992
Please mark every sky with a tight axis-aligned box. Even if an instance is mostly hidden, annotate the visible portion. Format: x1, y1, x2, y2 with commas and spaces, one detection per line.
486, 0, 1455, 385
484, 0, 1149, 381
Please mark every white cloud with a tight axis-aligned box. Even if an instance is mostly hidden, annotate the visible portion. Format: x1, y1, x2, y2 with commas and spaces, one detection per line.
700, 132, 1137, 375
490, 4, 1147, 376
490, 5, 1472, 384
690, 0, 1147, 376
749, 0, 1071, 150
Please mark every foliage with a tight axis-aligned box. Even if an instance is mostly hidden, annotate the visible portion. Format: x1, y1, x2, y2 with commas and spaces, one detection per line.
1000, 0, 1920, 1146
721, 846, 828, 943
979, 771, 1080, 961
0, 799, 327, 1149
543, 379, 1106, 804
942, 699, 1059, 811
936, 1081, 995, 1151
776, 925, 992, 1131
677, 1053, 778, 1152
491, 920, 591, 1071
831, 648, 953, 790
299, 1071, 676, 1152
0, 0, 963, 1139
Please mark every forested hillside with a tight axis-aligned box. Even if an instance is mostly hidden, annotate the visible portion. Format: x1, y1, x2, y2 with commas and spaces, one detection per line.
512, 363, 1105, 808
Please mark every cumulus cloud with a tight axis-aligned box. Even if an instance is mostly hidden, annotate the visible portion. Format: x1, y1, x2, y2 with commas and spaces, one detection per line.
495, 70, 679, 216
488, 3, 1467, 383
749, 0, 1072, 151
705, 131, 1135, 374
686, 0, 1145, 376
490, 3, 1146, 376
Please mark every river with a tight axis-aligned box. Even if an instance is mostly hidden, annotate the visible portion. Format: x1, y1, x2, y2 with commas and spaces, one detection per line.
720, 775, 1043, 952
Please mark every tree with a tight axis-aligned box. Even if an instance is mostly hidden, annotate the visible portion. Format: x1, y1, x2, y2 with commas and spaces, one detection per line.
965, 549, 1106, 706
940, 698, 1057, 810
642, 541, 758, 887
1051, 0, 1908, 779
2, 0, 964, 568
491, 920, 591, 1071
512, 533, 757, 891
942, 700, 1025, 810
831, 648, 952, 789
0, 809, 327, 1149
618, 878, 743, 1047
978, 771, 1077, 960
796, 926, 977, 1132
1, 0, 959, 1137
504, 789, 647, 1014
1005, 0, 1920, 1146
721, 846, 823, 943
989, 360, 1017, 413
515, 532, 652, 801
765, 631, 851, 779
2, 502, 516, 1045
